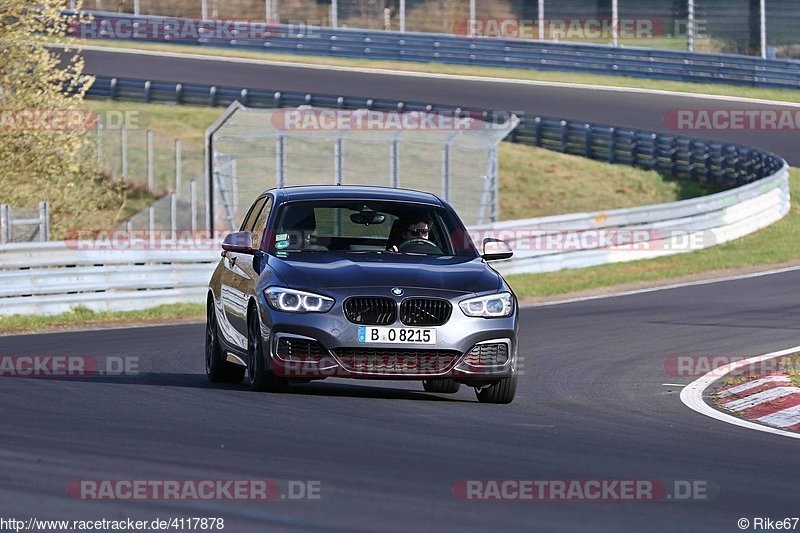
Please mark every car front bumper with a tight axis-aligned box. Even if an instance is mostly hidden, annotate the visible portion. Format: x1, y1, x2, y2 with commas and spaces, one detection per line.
257, 289, 519, 383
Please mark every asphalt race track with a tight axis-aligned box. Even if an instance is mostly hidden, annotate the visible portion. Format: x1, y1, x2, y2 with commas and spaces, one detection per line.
3, 271, 800, 530
78, 47, 800, 165
3, 48, 799, 531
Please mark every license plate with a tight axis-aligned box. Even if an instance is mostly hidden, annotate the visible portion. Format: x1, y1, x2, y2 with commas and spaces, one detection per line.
358, 326, 437, 345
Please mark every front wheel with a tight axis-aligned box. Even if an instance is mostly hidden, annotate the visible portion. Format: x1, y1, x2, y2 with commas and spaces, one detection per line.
247, 310, 288, 393
205, 303, 245, 384
422, 378, 461, 394
475, 375, 517, 404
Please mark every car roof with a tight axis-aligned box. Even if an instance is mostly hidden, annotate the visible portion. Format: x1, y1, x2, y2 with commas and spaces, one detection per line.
271, 185, 445, 206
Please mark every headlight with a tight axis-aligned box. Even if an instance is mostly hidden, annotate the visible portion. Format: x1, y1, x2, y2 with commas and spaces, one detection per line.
459, 292, 513, 318
265, 287, 334, 313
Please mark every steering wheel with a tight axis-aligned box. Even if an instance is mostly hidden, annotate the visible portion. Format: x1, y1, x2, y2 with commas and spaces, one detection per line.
397, 238, 442, 254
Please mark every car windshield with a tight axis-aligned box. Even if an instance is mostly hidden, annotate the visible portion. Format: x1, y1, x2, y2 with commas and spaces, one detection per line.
269, 200, 477, 257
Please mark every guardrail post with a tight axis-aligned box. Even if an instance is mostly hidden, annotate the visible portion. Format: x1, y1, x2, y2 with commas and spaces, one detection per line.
143, 80, 151, 103
147, 129, 154, 192
583, 124, 592, 158
0, 204, 9, 244
533, 117, 542, 146
175, 83, 183, 104
38, 201, 49, 242
110, 78, 118, 100
608, 127, 617, 164
687, 0, 695, 52
190, 180, 198, 232
209, 86, 217, 107
559, 120, 568, 153
399, 0, 405, 32
175, 138, 182, 192
121, 123, 128, 179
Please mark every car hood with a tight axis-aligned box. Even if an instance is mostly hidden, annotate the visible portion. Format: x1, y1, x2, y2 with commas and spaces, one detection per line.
267, 252, 500, 295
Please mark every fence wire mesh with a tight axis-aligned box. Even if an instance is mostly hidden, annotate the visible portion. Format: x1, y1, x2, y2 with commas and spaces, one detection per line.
208, 104, 517, 231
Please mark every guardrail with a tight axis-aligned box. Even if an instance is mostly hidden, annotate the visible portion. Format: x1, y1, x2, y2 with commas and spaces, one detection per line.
0, 241, 217, 315
74, 11, 800, 89
2, 75, 786, 316
87, 76, 785, 188
0, 159, 788, 315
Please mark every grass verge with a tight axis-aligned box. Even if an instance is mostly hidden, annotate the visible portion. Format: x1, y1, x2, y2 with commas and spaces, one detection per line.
508, 168, 799, 299
77, 39, 800, 105
78, 99, 714, 222
0, 304, 205, 336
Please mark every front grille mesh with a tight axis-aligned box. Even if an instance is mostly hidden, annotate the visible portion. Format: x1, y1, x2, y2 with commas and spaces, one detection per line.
399, 298, 452, 326
462, 343, 509, 366
334, 348, 460, 375
276, 337, 327, 361
344, 297, 396, 325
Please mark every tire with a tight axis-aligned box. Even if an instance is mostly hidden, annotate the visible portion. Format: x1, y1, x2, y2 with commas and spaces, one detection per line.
205, 302, 245, 384
475, 375, 517, 404
246, 309, 289, 393
422, 378, 461, 394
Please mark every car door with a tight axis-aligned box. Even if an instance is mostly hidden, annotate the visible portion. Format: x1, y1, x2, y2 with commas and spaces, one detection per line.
220, 195, 267, 349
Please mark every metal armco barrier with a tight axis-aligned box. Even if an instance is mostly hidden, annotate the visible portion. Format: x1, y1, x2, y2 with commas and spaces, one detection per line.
0, 161, 788, 316
5, 76, 786, 316
85, 76, 786, 188
0, 241, 218, 316
74, 11, 800, 89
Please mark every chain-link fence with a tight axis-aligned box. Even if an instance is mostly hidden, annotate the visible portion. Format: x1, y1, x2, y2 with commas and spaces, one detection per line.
88, 118, 204, 196
78, 0, 800, 58
207, 103, 517, 231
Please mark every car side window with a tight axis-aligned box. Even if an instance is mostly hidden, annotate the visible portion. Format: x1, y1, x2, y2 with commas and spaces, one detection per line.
239, 196, 267, 232
251, 196, 273, 249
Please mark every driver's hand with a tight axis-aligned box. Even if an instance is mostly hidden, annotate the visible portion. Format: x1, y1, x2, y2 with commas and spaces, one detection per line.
389, 245, 399, 252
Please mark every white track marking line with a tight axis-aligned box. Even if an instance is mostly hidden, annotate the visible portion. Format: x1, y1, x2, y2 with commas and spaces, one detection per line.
680, 345, 800, 440
717, 375, 792, 398
528, 265, 800, 308
73, 44, 800, 109
722, 386, 800, 411
757, 404, 800, 428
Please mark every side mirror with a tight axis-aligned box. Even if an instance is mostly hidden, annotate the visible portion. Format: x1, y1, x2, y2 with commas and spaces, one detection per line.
482, 238, 513, 261
221, 231, 256, 254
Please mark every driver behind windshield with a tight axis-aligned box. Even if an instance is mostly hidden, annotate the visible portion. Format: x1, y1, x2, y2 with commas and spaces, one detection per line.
387, 216, 432, 252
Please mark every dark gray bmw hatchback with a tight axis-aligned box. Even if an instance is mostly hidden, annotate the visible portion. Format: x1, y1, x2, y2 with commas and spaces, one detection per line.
206, 185, 519, 403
